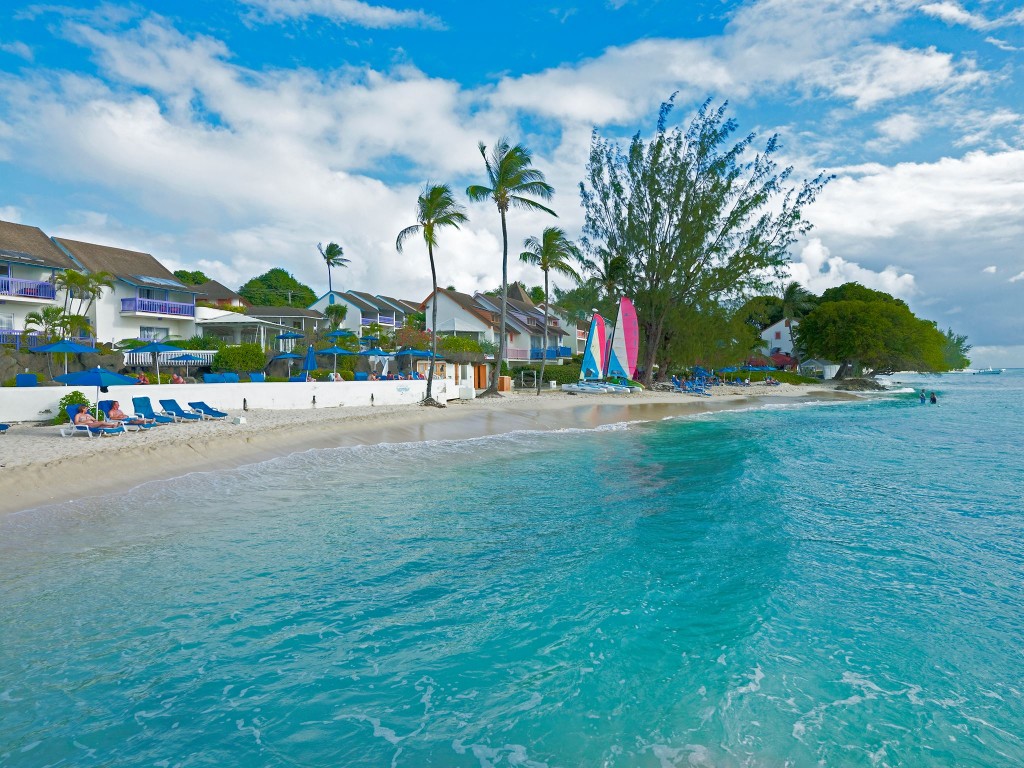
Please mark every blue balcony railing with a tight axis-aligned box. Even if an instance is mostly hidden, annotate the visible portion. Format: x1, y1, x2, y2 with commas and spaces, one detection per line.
529, 346, 573, 360
0, 330, 96, 351
0, 277, 56, 300
362, 315, 396, 327
121, 298, 195, 317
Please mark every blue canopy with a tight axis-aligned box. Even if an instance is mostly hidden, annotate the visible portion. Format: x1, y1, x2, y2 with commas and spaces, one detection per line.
273, 352, 303, 360
132, 341, 182, 379
360, 335, 379, 344
276, 331, 304, 340
395, 349, 435, 357
317, 346, 357, 356
55, 367, 138, 387
169, 353, 205, 363
32, 340, 94, 354
719, 366, 738, 373
358, 347, 392, 356
326, 329, 355, 338
300, 344, 318, 372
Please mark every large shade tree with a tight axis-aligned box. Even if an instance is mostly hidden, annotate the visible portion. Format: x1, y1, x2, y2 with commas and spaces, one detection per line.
579, 97, 830, 385
396, 183, 469, 405
238, 268, 317, 307
519, 226, 582, 395
467, 138, 555, 394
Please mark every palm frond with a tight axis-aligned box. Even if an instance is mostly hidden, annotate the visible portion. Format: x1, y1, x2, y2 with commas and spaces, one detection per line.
396, 225, 421, 253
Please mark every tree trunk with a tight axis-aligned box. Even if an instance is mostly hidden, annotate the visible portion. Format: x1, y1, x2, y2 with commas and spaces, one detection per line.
483, 209, 509, 396
638, 316, 665, 387
537, 270, 549, 395
327, 265, 332, 295
425, 243, 438, 404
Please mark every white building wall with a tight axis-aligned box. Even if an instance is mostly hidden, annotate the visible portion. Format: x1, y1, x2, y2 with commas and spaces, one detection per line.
89, 282, 197, 345
761, 319, 798, 357
309, 292, 363, 331
425, 293, 495, 342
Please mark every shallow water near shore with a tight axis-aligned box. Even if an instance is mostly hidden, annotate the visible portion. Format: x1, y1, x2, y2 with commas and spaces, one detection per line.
2, 373, 1022, 766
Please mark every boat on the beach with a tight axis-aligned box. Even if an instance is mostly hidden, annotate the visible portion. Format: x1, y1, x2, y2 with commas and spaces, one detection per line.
973, 367, 1003, 375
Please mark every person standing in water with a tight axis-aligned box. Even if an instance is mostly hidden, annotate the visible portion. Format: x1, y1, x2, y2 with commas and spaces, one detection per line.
920, 389, 927, 404
930, 392, 938, 404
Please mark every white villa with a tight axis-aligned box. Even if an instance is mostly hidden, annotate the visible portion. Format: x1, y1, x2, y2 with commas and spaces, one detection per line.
761, 318, 799, 357
309, 290, 421, 336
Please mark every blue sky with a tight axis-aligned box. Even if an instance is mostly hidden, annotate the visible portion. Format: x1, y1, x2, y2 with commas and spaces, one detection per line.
1, 0, 1022, 364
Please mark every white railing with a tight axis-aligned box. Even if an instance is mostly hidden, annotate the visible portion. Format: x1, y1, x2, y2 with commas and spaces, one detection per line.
123, 350, 218, 367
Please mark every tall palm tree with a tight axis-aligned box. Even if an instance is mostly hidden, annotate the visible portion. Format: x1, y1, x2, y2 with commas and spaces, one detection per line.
780, 281, 815, 367
467, 138, 555, 394
53, 270, 89, 315
80, 271, 114, 319
520, 227, 582, 395
396, 183, 468, 405
318, 242, 349, 294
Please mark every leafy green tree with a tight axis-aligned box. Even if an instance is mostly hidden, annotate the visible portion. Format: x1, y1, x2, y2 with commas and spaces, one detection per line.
797, 283, 958, 376
24, 306, 70, 341
397, 183, 469, 405
579, 97, 830, 384
527, 285, 545, 304
520, 227, 582, 394
317, 242, 349, 294
239, 268, 317, 307
173, 269, 211, 285
324, 303, 348, 330
467, 138, 555, 394
780, 281, 817, 364
942, 328, 972, 370
53, 269, 114, 322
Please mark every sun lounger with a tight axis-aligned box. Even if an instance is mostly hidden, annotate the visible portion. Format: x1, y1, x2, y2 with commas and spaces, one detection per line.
0, 424, 9, 434
203, 373, 225, 383
133, 397, 175, 424
159, 399, 203, 422
222, 373, 240, 383
15, 373, 37, 387
98, 400, 155, 431
187, 401, 227, 420
60, 405, 125, 437
354, 372, 369, 381
248, 372, 265, 382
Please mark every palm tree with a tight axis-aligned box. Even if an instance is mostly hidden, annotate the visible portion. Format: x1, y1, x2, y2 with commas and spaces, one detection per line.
24, 306, 69, 342
324, 303, 348, 330
80, 271, 114, 319
780, 281, 815, 367
53, 270, 89, 315
467, 138, 555, 394
582, 249, 629, 302
318, 242, 349, 294
520, 227, 582, 395
397, 183, 468, 405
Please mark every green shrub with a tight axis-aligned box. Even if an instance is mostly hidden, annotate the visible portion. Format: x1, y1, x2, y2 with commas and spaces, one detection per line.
55, 390, 91, 424
339, 369, 354, 381
212, 343, 266, 373
517, 364, 581, 385
180, 335, 228, 351
1, 377, 14, 387
439, 335, 483, 354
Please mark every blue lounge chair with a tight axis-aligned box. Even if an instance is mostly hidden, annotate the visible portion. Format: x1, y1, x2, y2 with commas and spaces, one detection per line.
159, 399, 203, 422
98, 400, 155, 431
203, 373, 225, 383
248, 372, 265, 382
0, 424, 9, 434
354, 372, 369, 381
188, 401, 227, 420
289, 374, 307, 382
15, 373, 37, 387
60, 405, 125, 437
222, 373, 240, 384
133, 397, 175, 424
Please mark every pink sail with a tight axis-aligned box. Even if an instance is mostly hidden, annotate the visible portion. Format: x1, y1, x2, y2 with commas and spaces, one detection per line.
620, 297, 639, 378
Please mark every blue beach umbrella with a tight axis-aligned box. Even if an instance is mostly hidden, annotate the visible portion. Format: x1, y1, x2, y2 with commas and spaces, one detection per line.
317, 345, 357, 373
326, 329, 355, 339
134, 341, 182, 381
55, 367, 140, 417
276, 331, 304, 339
358, 347, 392, 357
300, 344, 318, 372
32, 339, 95, 379
273, 351, 302, 377
169, 353, 205, 378
360, 335, 379, 345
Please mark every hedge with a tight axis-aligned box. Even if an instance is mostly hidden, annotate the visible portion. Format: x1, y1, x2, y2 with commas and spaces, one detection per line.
212, 343, 266, 373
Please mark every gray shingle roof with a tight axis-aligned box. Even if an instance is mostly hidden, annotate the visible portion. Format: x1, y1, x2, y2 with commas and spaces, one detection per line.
54, 237, 192, 291
0, 220, 77, 270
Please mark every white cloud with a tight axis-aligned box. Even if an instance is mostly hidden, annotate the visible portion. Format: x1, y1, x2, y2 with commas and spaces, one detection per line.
970, 345, 1024, 367
920, 2, 1024, 31
788, 238, 917, 298
238, 0, 443, 29
0, 205, 22, 223
1009, 271, 1024, 283
983, 265, 997, 273
985, 37, 1020, 52
0, 41, 34, 61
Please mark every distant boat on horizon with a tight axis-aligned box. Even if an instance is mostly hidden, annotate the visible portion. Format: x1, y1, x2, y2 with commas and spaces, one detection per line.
973, 367, 1003, 375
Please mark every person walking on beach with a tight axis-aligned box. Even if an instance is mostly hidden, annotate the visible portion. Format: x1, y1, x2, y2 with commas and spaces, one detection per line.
930, 392, 937, 404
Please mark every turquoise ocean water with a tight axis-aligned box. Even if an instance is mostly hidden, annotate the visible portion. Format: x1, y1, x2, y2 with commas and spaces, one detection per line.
1, 372, 1022, 767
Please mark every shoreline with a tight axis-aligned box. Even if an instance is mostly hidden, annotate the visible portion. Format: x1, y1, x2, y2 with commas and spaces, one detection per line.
0, 386, 860, 516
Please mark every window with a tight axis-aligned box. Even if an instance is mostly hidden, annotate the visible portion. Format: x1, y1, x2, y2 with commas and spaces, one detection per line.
0, 263, 9, 277
138, 288, 168, 301
0, 313, 13, 331
329, 294, 335, 305
140, 326, 170, 341
775, 331, 781, 339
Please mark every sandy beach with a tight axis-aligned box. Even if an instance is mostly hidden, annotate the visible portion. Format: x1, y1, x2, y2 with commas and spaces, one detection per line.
0, 383, 857, 515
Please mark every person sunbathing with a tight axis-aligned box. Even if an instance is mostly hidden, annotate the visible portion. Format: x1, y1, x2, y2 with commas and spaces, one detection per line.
74, 405, 118, 428
107, 401, 153, 425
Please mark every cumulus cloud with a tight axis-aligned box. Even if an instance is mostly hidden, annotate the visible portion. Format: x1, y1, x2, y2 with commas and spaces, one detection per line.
920, 2, 1024, 31
1009, 271, 1024, 283
788, 238, 917, 298
238, 0, 443, 29
0, 206, 22, 223
0, 41, 34, 61
983, 265, 997, 273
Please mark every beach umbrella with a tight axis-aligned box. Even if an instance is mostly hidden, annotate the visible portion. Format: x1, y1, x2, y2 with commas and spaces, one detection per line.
317, 345, 357, 374
272, 351, 302, 377
276, 331, 304, 339
358, 347, 393, 377
300, 344, 318, 372
134, 341, 182, 381
31, 339, 95, 380
169, 353, 205, 378
55, 367, 140, 417
326, 329, 355, 339
360, 335, 379, 345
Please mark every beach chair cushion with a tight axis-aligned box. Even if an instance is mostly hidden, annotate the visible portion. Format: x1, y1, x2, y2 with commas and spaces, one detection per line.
15, 373, 37, 387
203, 373, 225, 383
188, 401, 227, 419
354, 372, 369, 381
62, 405, 124, 437
159, 399, 203, 421
222, 373, 240, 384
0, 424, 9, 434
248, 372, 265, 382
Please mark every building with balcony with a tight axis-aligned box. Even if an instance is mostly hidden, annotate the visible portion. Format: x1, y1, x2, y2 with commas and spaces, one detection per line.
245, 306, 325, 348
309, 290, 422, 336
0, 219, 79, 346
53, 237, 200, 344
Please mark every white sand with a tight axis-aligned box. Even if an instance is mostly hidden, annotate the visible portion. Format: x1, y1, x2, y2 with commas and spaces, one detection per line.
0, 383, 854, 515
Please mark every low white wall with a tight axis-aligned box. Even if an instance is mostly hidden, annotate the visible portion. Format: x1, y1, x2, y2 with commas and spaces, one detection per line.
0, 379, 439, 423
